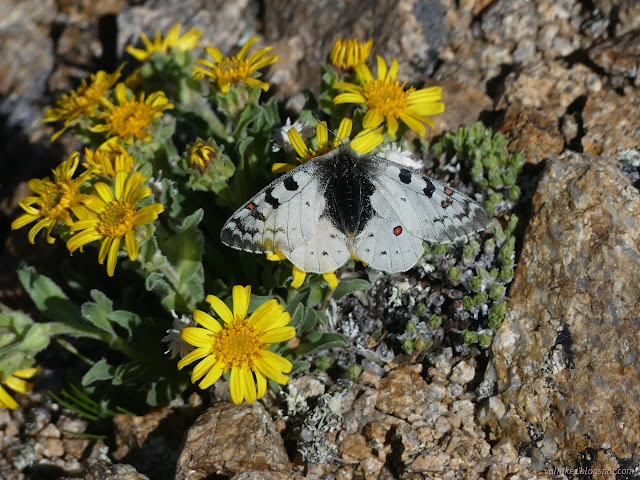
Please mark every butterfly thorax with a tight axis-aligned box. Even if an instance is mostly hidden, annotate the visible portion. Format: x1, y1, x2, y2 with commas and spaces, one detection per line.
321, 146, 375, 236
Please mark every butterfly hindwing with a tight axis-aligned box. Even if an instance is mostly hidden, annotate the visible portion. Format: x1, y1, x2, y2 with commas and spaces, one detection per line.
368, 155, 489, 243
220, 162, 325, 254
283, 215, 350, 273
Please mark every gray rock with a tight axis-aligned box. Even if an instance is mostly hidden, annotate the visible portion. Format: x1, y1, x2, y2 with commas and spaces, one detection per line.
490, 152, 640, 467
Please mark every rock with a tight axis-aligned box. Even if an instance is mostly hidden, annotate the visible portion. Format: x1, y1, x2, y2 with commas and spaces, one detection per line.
589, 28, 640, 88
428, 82, 493, 139
68, 459, 150, 480
0, 0, 56, 131
498, 106, 565, 165
118, 0, 259, 61
112, 407, 173, 460
375, 365, 428, 420
263, 0, 448, 97
175, 403, 291, 479
490, 152, 640, 467
230, 473, 309, 480
581, 88, 640, 156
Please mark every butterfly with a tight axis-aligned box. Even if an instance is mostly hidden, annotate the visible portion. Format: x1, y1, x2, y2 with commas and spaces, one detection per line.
220, 144, 490, 273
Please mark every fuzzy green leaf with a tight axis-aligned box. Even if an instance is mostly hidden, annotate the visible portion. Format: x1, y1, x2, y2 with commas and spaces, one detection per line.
81, 290, 115, 334
332, 279, 372, 300
295, 332, 348, 355
81, 359, 115, 386
17, 264, 82, 324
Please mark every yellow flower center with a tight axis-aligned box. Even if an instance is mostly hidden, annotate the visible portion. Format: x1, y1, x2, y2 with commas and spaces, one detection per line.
40, 181, 73, 219
106, 102, 155, 140
363, 80, 408, 118
214, 57, 251, 84
211, 319, 264, 368
98, 201, 136, 237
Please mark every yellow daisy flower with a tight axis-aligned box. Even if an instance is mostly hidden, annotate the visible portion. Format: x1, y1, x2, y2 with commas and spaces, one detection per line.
333, 55, 445, 137
83, 138, 135, 178
125, 22, 202, 62
11, 153, 94, 244
91, 83, 174, 143
193, 36, 278, 95
329, 38, 372, 71
266, 251, 339, 289
67, 171, 164, 277
177, 285, 296, 404
0, 367, 39, 410
41, 67, 122, 141
188, 141, 217, 173
271, 117, 383, 173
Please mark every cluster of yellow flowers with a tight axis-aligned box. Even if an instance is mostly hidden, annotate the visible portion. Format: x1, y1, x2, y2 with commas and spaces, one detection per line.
8, 27, 445, 406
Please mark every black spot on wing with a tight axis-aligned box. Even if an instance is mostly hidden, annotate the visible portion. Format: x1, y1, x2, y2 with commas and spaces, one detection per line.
423, 177, 435, 198
264, 187, 279, 209
399, 168, 412, 184
284, 176, 299, 191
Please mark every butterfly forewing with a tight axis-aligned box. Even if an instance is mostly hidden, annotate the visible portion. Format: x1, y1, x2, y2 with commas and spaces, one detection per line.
220, 162, 324, 254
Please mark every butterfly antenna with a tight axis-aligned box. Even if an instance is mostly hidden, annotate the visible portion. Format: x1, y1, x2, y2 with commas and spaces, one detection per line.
351, 120, 386, 142
312, 112, 345, 145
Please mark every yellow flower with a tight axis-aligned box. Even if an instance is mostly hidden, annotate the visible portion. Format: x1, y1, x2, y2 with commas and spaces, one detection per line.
272, 117, 383, 173
329, 38, 372, 71
193, 36, 278, 95
83, 138, 135, 178
188, 141, 217, 172
11, 153, 94, 244
0, 367, 39, 410
178, 285, 296, 404
91, 83, 174, 143
266, 252, 339, 289
67, 171, 164, 277
126, 22, 202, 62
333, 55, 444, 137
41, 67, 122, 141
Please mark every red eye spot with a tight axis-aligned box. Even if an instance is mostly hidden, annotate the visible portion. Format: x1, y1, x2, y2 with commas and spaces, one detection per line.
393, 226, 403, 236
444, 187, 453, 196
246, 202, 256, 210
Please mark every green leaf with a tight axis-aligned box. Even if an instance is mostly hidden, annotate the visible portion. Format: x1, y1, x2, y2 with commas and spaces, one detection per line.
17, 264, 82, 324
107, 310, 141, 340
332, 279, 372, 300
295, 332, 348, 355
289, 303, 305, 330
290, 360, 311, 375
82, 359, 115, 386
81, 290, 115, 334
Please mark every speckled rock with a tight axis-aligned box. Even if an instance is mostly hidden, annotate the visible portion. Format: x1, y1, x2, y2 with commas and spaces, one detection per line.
118, 0, 260, 62
489, 152, 640, 468
68, 459, 150, 480
175, 402, 291, 479
496, 60, 602, 117
582, 88, 640, 157
428, 82, 493, 139
0, 0, 56, 131
263, 0, 448, 97
589, 28, 640, 87
231, 473, 309, 480
498, 106, 564, 165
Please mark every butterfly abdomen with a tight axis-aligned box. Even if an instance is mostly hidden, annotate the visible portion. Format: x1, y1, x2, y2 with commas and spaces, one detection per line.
323, 152, 375, 235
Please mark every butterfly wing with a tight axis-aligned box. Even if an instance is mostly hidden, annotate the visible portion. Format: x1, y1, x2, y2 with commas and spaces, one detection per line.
220, 161, 350, 273
353, 155, 489, 272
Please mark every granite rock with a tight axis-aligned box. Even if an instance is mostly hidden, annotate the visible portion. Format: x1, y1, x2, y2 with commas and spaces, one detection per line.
175, 403, 291, 479
582, 88, 640, 156
489, 152, 640, 468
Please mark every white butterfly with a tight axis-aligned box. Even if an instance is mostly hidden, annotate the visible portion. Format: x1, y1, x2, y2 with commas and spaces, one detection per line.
220, 144, 489, 273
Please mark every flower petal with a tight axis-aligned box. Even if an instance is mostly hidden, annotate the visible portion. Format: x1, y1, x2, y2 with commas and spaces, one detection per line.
125, 230, 138, 261
193, 310, 223, 333
177, 346, 210, 370
106, 236, 121, 277
181, 327, 215, 347
232, 285, 251, 320
261, 326, 296, 344
205, 294, 233, 324
198, 361, 225, 389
